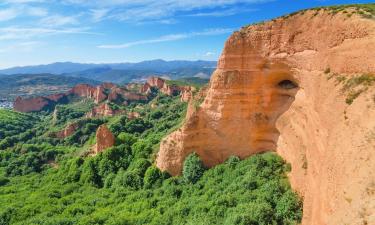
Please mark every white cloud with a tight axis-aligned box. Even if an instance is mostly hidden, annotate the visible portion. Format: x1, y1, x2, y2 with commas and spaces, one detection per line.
27, 7, 48, 16
40, 15, 79, 27
186, 7, 258, 17
65, 0, 270, 22
0, 8, 18, 21
0, 6, 48, 22
3, 0, 46, 3
0, 27, 99, 41
90, 9, 110, 22
98, 28, 234, 49
205, 51, 215, 56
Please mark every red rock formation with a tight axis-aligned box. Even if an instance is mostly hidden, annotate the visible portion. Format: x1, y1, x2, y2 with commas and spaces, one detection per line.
54, 122, 79, 139
180, 86, 196, 102
100, 82, 116, 89
146, 76, 165, 89
68, 84, 107, 104
157, 10, 375, 225
14, 96, 52, 112
94, 124, 115, 154
160, 83, 180, 96
140, 82, 152, 94
127, 111, 141, 119
46, 93, 66, 102
14, 82, 150, 113
86, 103, 125, 118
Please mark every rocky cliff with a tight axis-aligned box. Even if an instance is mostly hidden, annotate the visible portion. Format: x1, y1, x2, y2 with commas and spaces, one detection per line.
14, 77, 193, 113
94, 124, 115, 154
14, 82, 147, 113
157, 7, 375, 225
141, 76, 195, 101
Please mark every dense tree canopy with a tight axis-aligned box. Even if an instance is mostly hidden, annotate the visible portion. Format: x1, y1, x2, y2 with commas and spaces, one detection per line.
0, 91, 302, 225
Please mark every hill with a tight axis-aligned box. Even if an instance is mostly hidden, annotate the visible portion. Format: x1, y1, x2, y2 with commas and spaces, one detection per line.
0, 60, 217, 84
0, 74, 101, 101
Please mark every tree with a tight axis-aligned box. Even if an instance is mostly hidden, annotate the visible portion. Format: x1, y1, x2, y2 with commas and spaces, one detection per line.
182, 153, 205, 184
144, 166, 163, 188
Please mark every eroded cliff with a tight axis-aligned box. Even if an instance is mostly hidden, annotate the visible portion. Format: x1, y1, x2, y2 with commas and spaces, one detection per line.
157, 8, 375, 225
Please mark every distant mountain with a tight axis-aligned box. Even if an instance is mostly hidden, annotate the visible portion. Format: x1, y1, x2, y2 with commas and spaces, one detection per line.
0, 60, 217, 83
0, 62, 100, 75
0, 74, 101, 101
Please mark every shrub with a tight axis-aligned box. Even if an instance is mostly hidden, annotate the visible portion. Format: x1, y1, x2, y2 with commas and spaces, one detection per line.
226, 155, 240, 168
144, 166, 163, 188
0, 177, 9, 186
113, 169, 143, 190
275, 190, 303, 223
183, 153, 205, 184
117, 132, 137, 146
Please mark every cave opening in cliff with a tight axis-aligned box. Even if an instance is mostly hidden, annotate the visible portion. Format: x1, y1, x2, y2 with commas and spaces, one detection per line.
278, 79, 298, 89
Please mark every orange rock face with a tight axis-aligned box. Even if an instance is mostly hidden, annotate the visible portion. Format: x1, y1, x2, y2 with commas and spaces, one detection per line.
54, 122, 79, 139
157, 10, 375, 225
146, 76, 165, 89
180, 86, 196, 102
86, 103, 125, 118
14, 82, 149, 113
14, 96, 52, 112
69, 84, 107, 104
94, 124, 115, 154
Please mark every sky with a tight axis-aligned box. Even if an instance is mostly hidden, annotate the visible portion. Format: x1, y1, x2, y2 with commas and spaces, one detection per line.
0, 0, 373, 69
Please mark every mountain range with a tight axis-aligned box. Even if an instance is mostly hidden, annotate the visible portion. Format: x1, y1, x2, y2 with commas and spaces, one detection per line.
0, 60, 216, 83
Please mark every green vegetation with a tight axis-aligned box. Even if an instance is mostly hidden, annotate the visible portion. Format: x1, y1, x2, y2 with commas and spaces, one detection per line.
342, 74, 375, 105
165, 77, 209, 89
182, 153, 205, 184
53, 99, 95, 126
282, 3, 375, 20
325, 73, 375, 105
0, 86, 302, 224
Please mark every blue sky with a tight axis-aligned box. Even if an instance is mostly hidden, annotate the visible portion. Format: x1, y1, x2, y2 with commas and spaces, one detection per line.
0, 0, 373, 68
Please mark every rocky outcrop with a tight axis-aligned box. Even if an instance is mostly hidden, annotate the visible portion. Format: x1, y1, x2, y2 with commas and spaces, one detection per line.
13, 93, 67, 112
180, 86, 196, 102
157, 9, 375, 225
145, 77, 165, 89
14, 96, 52, 112
127, 111, 141, 119
54, 122, 79, 139
86, 103, 125, 118
69, 84, 107, 104
141, 76, 195, 99
94, 124, 115, 154
14, 82, 148, 113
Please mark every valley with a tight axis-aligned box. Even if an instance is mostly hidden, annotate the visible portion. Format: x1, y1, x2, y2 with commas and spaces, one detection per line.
0, 3, 374, 225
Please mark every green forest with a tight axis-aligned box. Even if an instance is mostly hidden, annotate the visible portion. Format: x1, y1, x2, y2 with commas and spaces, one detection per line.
0, 87, 302, 225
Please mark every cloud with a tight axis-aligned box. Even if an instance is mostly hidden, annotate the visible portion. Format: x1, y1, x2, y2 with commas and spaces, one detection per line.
98, 28, 234, 49
40, 15, 79, 27
90, 9, 110, 22
205, 51, 215, 56
186, 7, 258, 17
2, 0, 46, 3
0, 6, 48, 22
65, 0, 270, 23
0, 8, 18, 21
27, 7, 48, 16
0, 27, 99, 41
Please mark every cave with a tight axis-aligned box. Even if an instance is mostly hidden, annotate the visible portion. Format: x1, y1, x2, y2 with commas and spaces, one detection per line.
277, 79, 298, 89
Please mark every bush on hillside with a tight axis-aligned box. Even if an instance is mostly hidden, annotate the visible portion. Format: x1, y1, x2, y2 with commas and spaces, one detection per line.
183, 153, 205, 184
